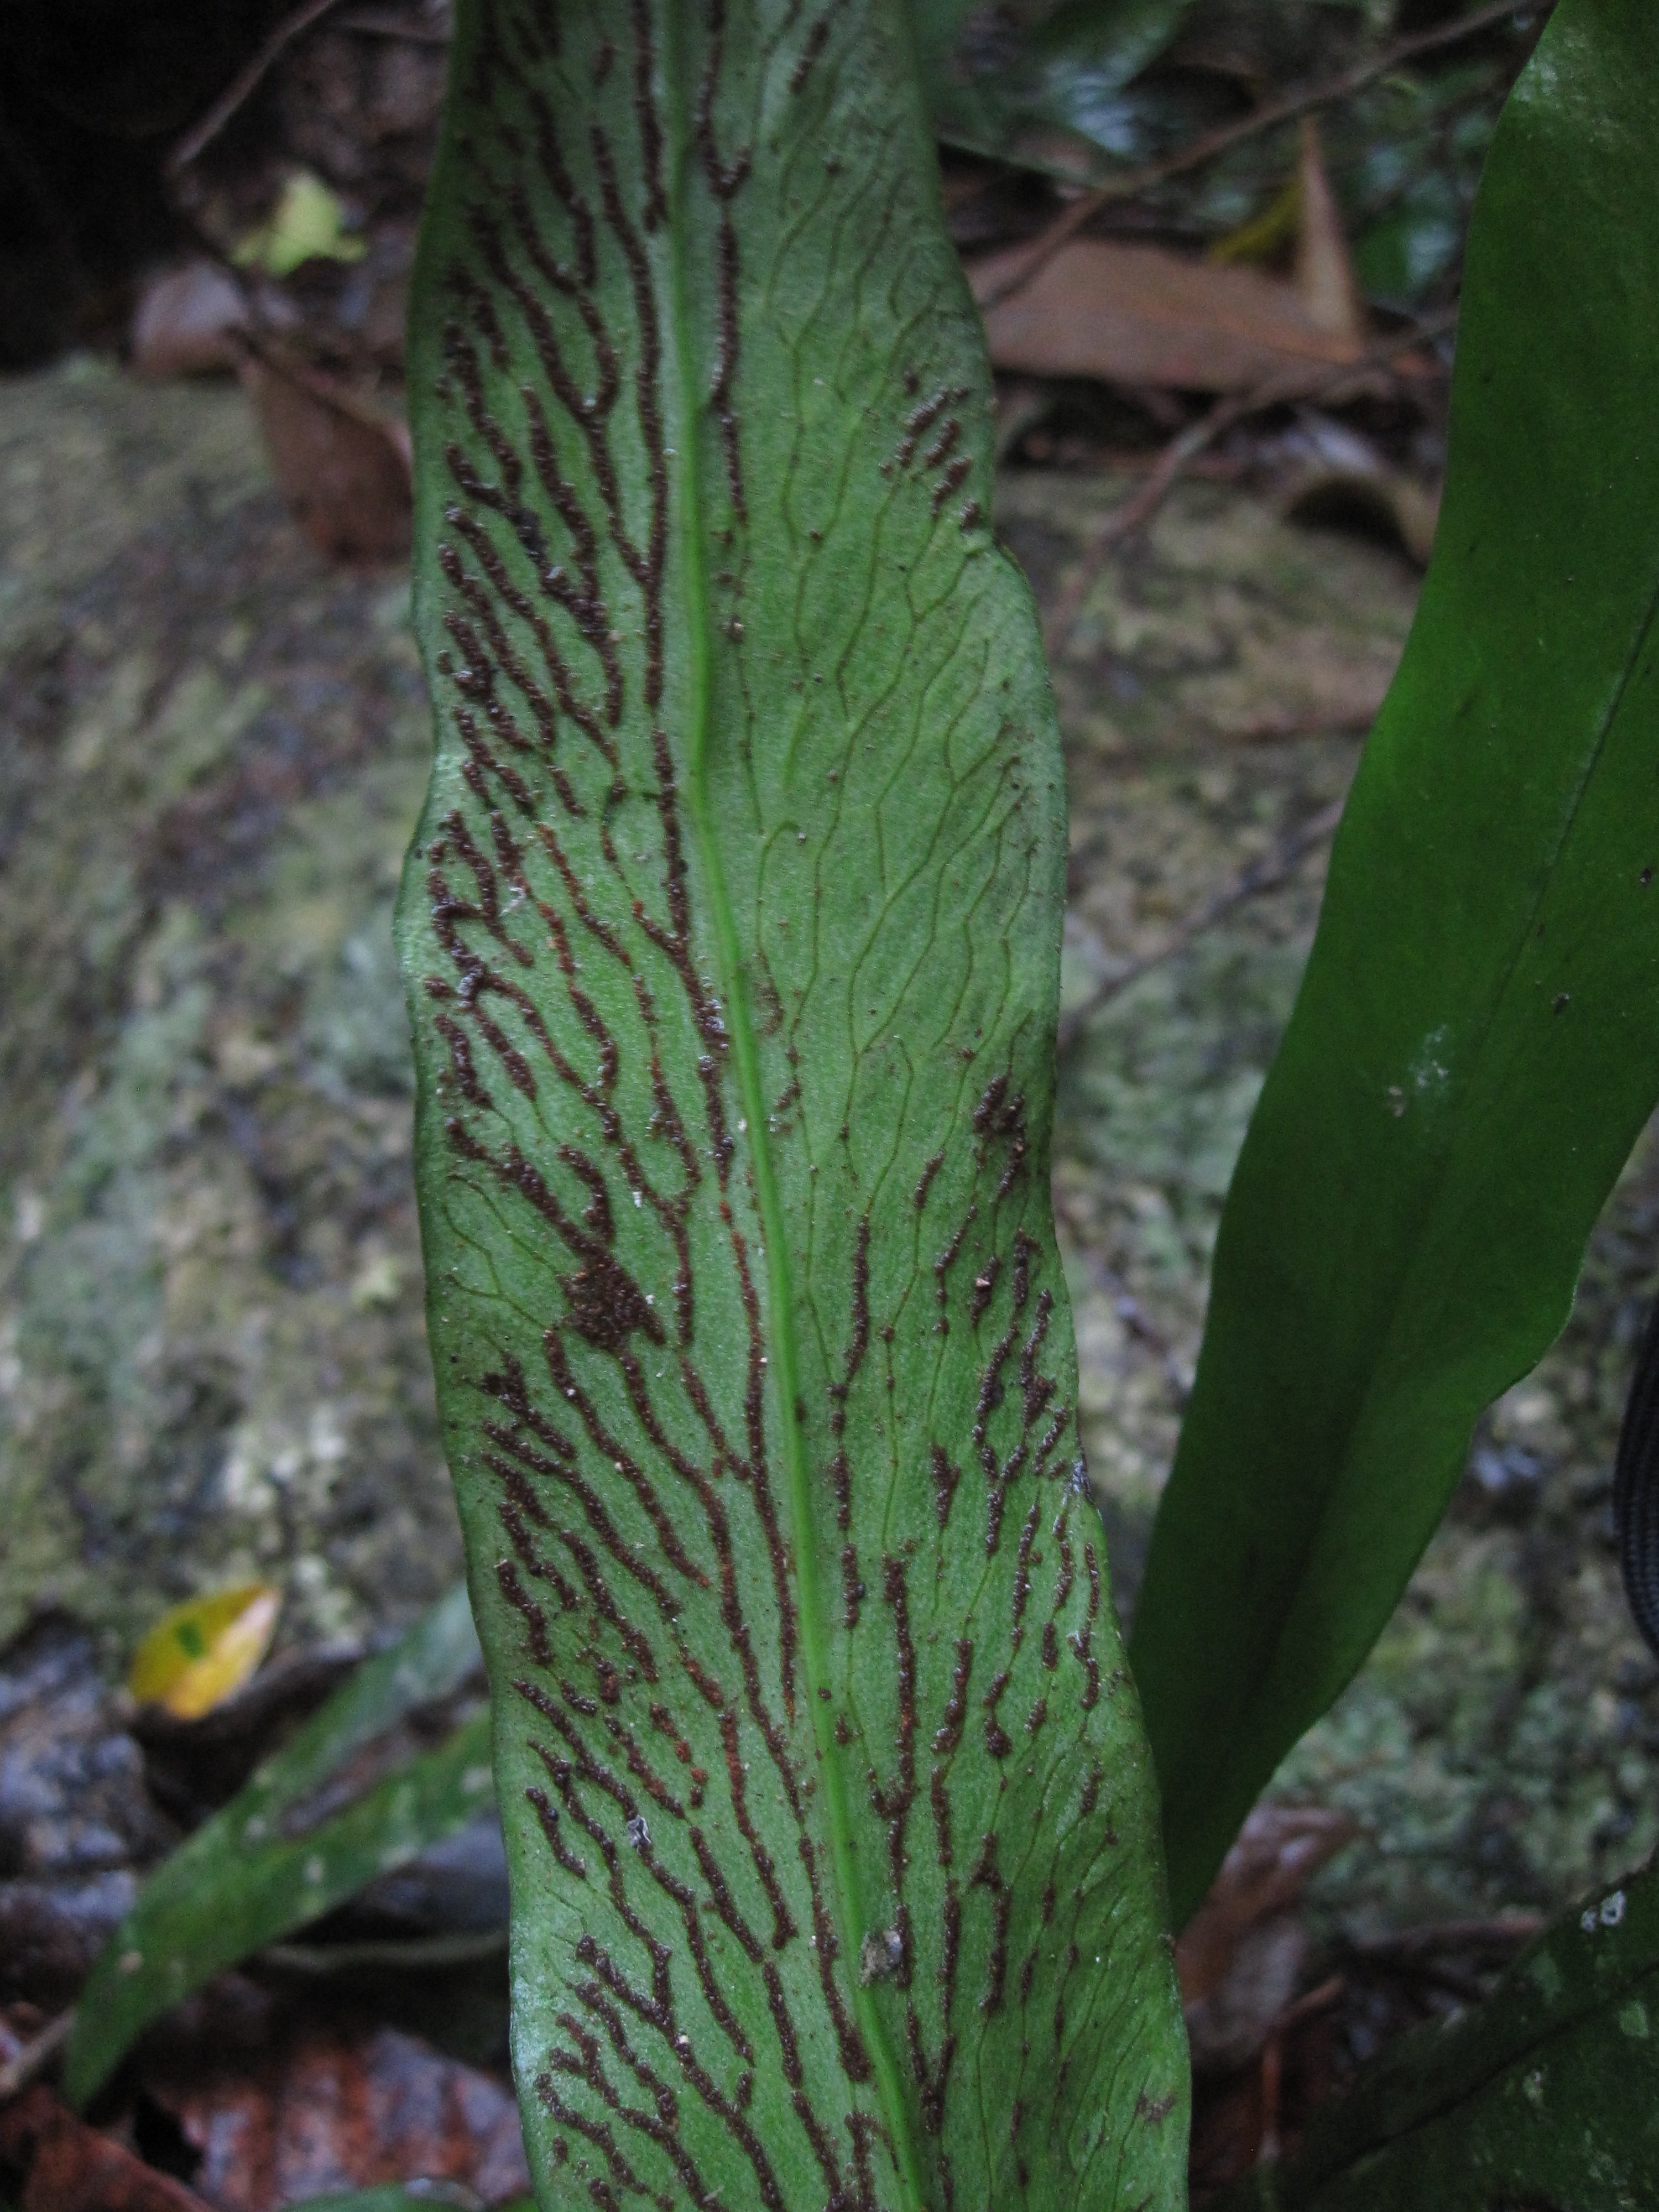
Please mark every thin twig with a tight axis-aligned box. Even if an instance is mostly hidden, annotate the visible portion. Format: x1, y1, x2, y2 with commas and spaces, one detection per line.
977, 0, 1546, 312
169, 0, 349, 172
1056, 794, 1348, 1056
0, 2011, 73, 2103
1040, 309, 1457, 662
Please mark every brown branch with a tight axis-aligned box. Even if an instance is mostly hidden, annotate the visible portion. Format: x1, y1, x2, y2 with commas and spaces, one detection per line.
977, 0, 1548, 313
1040, 308, 1457, 662
168, 0, 349, 173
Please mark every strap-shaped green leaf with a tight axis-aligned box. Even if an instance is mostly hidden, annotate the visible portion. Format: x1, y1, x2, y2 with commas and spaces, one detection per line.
65, 1584, 489, 2107
399, 4, 1185, 2206
1130, 0, 1659, 1924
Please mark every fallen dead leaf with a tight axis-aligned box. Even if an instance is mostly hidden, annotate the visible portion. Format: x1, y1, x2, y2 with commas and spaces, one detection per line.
0, 2084, 207, 2212
1185, 1909, 1546, 2199
142, 1998, 529, 2212
242, 360, 412, 566
1187, 1980, 1345, 2201
1294, 120, 1365, 349
129, 1588, 281, 1723
972, 238, 1368, 395
1177, 1802, 1358, 2074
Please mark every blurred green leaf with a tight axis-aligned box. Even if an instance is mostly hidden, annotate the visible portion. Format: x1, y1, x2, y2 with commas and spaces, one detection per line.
1213, 1864, 1659, 2209
910, 0, 1199, 179
1337, 63, 1502, 305
1353, 181, 1464, 300
64, 1584, 491, 2107
1130, 0, 1659, 1924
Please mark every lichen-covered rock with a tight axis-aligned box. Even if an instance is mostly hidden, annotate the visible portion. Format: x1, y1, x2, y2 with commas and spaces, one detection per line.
0, 359, 458, 1661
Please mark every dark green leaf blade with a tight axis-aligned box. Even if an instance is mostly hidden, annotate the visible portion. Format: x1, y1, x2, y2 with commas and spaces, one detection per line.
1213, 1863, 1659, 2210
1130, 0, 1659, 1924
65, 1585, 489, 2106
399, 5, 1185, 2208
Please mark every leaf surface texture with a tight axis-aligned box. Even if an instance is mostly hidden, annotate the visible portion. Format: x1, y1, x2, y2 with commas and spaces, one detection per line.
399, 4, 1185, 2206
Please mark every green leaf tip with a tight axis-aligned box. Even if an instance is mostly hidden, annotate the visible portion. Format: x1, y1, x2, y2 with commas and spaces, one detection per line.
400, 3, 1186, 2207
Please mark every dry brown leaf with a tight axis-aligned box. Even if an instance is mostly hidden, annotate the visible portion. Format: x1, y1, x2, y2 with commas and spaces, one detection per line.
242, 360, 412, 566
0, 2085, 208, 2212
1177, 1803, 1358, 2004
972, 238, 1367, 395
1294, 120, 1365, 349
146, 2018, 529, 2211
1176, 1803, 1358, 2074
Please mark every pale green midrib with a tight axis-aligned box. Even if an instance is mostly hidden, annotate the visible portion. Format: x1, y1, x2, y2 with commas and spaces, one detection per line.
658, 32, 926, 2212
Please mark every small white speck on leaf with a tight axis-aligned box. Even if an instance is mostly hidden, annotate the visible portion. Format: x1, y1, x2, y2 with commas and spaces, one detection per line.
859, 1928, 904, 1984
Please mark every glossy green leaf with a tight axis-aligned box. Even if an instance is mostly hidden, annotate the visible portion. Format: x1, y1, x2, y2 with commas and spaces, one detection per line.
1130, 0, 1659, 1925
399, 5, 1185, 2208
1213, 1863, 1659, 2210
65, 1585, 490, 2106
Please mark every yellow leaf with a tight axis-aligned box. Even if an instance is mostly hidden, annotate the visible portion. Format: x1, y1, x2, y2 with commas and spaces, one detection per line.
232, 171, 367, 280
129, 1584, 281, 1718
